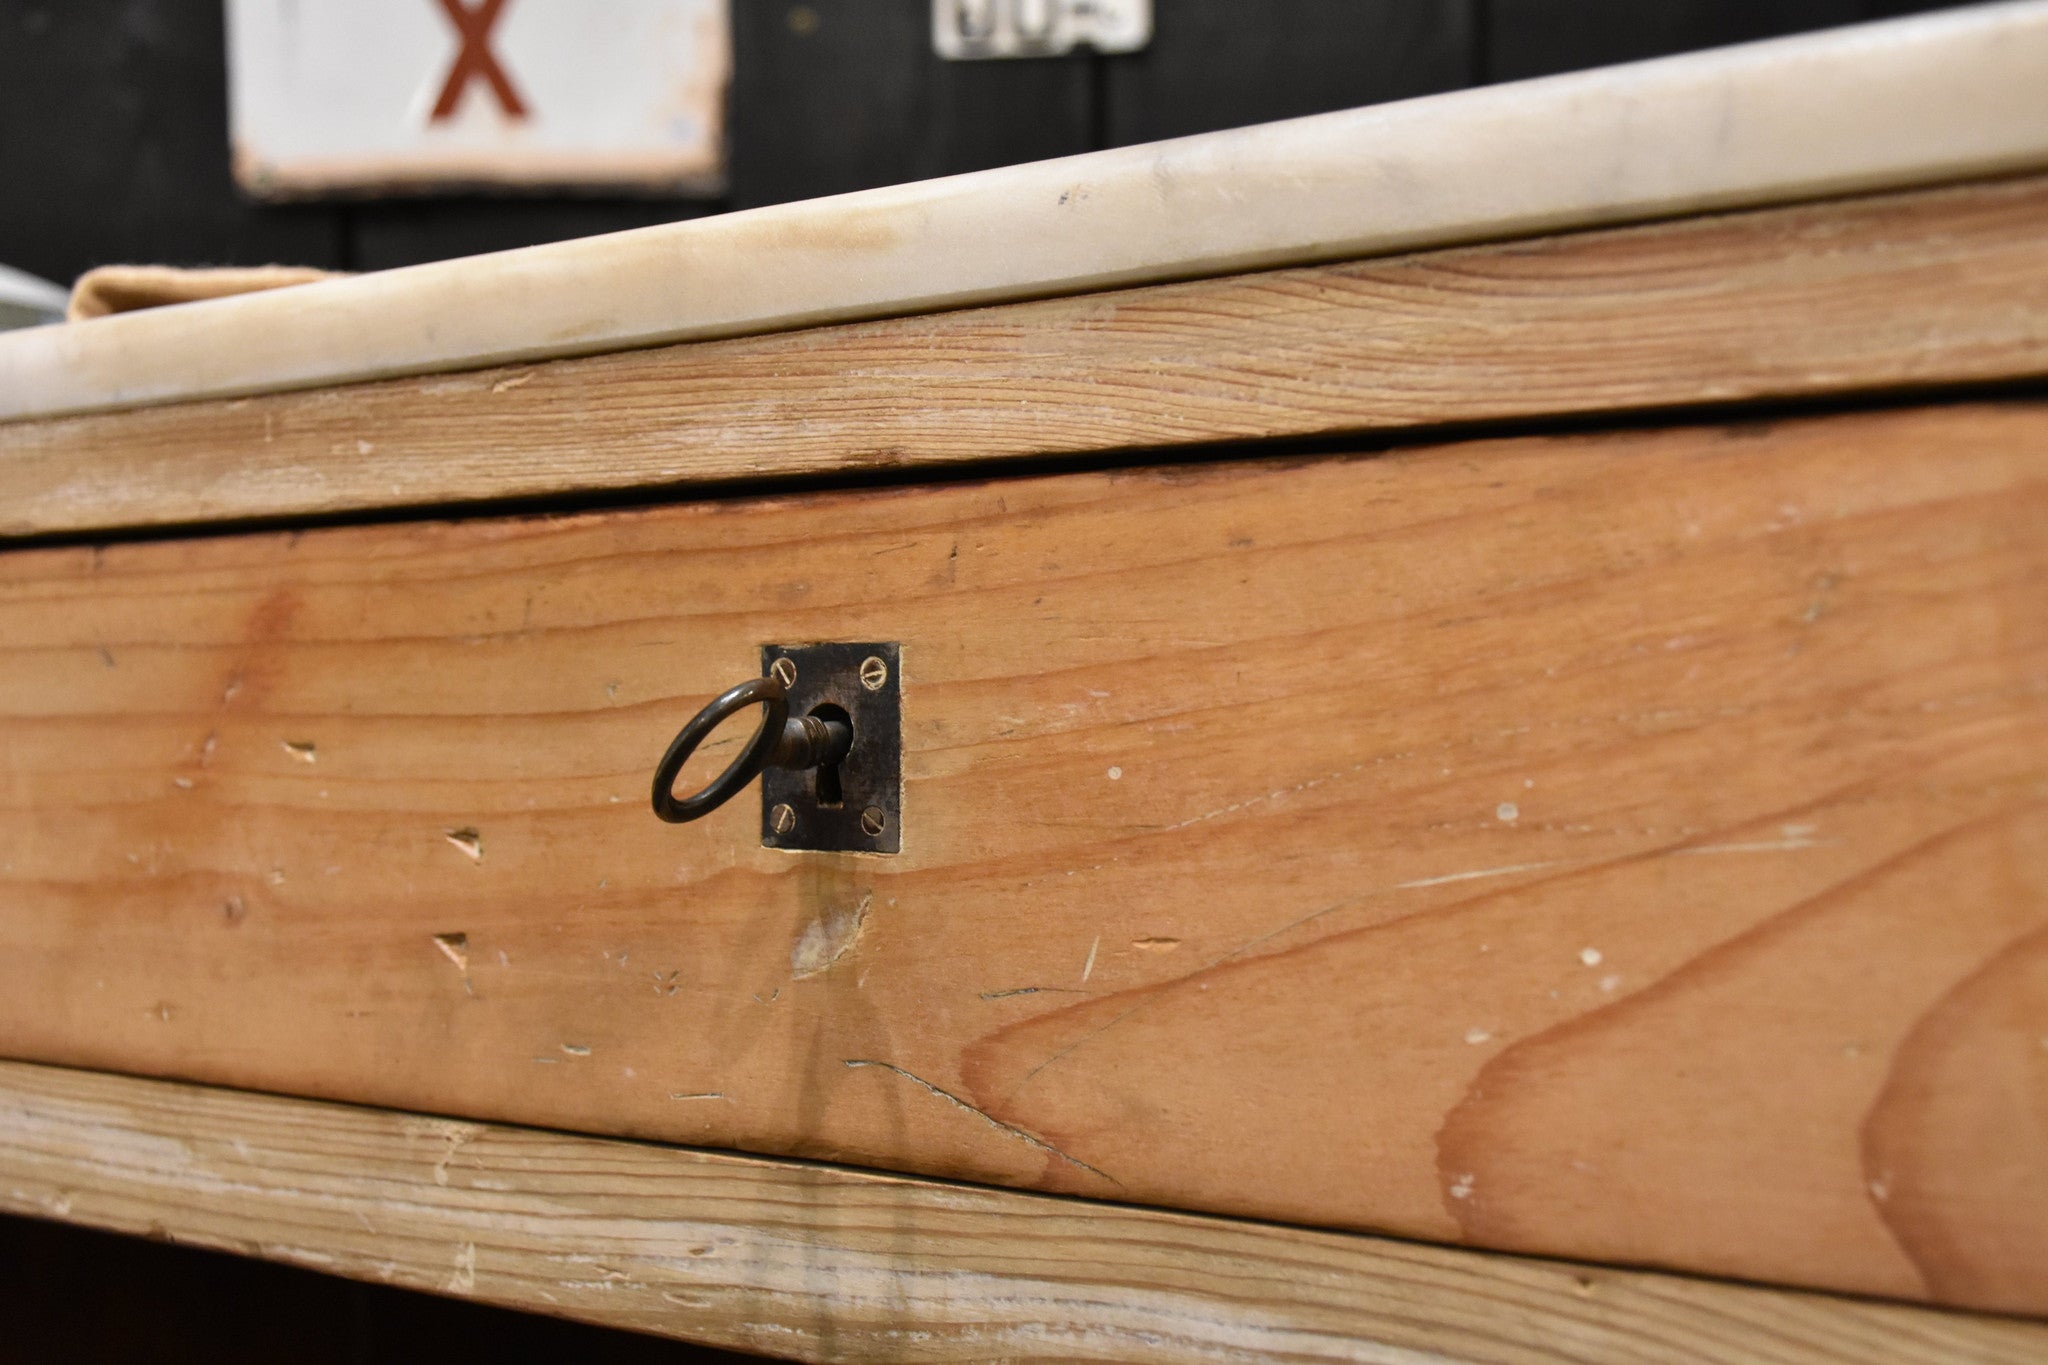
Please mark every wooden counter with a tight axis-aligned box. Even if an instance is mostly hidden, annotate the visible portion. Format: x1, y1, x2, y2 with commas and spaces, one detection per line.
1, 5, 2044, 1357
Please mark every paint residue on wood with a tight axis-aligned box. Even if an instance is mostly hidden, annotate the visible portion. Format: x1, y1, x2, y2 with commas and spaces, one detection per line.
791, 892, 870, 979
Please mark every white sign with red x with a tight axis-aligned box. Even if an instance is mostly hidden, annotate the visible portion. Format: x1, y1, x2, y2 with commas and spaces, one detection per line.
226, 0, 729, 198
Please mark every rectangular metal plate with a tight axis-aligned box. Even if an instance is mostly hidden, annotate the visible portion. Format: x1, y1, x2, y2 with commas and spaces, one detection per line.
760, 642, 901, 854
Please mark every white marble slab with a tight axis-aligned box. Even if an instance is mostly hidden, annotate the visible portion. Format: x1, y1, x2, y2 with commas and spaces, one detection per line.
4, 1, 2046, 423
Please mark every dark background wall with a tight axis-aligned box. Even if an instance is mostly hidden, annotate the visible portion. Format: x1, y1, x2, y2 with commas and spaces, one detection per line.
0, 0, 1981, 1360
0, 0, 1975, 289
0, 1214, 752, 1364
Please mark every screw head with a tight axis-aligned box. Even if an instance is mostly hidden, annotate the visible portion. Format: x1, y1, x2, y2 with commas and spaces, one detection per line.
769, 657, 798, 688
859, 806, 887, 837
859, 656, 888, 691
769, 803, 797, 835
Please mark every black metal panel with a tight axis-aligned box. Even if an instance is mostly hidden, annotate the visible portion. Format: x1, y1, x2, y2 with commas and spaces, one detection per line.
0, 1, 342, 287
759, 641, 902, 854
1100, 0, 1476, 147
726, 0, 1096, 211
348, 198, 720, 272
1484, 0, 1858, 83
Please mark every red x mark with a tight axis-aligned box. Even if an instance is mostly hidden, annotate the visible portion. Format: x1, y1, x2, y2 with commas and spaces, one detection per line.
429, 0, 527, 121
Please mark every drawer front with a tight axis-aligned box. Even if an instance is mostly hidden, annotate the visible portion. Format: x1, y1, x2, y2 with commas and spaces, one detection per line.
1, 399, 2043, 1311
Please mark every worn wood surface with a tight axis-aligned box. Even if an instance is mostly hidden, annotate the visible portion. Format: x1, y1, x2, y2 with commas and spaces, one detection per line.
3, 1060, 2043, 1364
6, 173, 2048, 537
0, 400, 2043, 1309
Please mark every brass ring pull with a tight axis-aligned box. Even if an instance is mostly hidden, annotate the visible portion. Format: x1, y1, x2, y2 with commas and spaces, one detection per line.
651, 674, 852, 824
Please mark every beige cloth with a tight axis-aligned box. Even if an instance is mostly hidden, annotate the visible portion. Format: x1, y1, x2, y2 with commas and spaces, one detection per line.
67, 264, 344, 322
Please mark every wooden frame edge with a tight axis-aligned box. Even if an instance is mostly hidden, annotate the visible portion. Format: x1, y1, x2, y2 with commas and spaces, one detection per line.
0, 1060, 2038, 1363
3, 173, 2047, 540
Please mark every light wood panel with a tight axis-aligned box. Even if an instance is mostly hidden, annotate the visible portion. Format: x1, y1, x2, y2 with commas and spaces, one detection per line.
4, 1060, 2043, 1364
5, 174, 2048, 537
0, 400, 2043, 1310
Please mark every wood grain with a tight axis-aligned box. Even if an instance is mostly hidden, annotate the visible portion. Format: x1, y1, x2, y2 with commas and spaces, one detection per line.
0, 400, 2043, 1310
3, 1060, 2043, 1364
4, 174, 2048, 537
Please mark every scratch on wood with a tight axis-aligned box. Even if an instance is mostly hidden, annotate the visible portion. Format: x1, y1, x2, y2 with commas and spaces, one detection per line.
791, 892, 870, 979
447, 1239, 477, 1293
841, 1060, 1116, 1184
402, 1118, 483, 1187
1397, 861, 1560, 890
430, 932, 475, 996
1676, 835, 1828, 854
1156, 760, 1370, 832
979, 986, 1090, 1000
431, 932, 469, 972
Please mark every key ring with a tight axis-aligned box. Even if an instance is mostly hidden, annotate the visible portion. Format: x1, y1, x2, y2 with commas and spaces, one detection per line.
651, 673, 852, 824
650, 676, 790, 823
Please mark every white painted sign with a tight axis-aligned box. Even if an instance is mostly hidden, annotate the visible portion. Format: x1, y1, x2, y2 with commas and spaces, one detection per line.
932, 0, 1150, 60
226, 0, 729, 198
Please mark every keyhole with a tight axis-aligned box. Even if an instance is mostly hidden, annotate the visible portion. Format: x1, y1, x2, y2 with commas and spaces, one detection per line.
809, 703, 850, 807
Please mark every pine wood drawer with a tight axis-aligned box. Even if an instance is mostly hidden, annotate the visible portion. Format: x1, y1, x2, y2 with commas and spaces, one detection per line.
2, 396, 2043, 1312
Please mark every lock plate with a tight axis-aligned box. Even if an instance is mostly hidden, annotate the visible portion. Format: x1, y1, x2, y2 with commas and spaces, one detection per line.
759, 642, 901, 854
